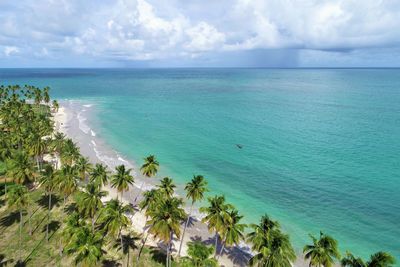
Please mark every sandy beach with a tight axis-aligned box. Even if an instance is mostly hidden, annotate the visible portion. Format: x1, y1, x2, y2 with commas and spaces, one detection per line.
53, 100, 253, 267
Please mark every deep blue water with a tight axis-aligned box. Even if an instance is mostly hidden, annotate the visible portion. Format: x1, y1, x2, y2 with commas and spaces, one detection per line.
1, 68, 399, 260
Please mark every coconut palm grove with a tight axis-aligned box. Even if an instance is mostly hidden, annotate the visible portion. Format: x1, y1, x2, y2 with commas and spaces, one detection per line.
0, 85, 396, 266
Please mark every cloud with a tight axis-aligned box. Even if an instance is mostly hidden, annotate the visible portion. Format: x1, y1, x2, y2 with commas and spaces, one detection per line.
0, 0, 399, 66
4, 46, 19, 56
185, 22, 225, 52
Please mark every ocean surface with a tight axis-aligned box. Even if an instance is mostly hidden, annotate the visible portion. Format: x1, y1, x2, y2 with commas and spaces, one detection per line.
1, 68, 399, 259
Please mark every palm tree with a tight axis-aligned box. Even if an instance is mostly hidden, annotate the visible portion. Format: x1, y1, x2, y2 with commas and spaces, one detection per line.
135, 155, 159, 202
111, 165, 134, 201
29, 133, 47, 171
115, 231, 139, 267
147, 196, 186, 267
218, 208, 246, 258
75, 156, 92, 181
200, 195, 233, 257
247, 214, 279, 251
304, 231, 340, 267
62, 212, 84, 245
341, 252, 367, 267
6, 150, 35, 185
182, 241, 218, 267
39, 165, 57, 241
367, 252, 395, 267
157, 177, 176, 198
136, 189, 162, 264
64, 225, 104, 267
249, 228, 295, 267
7, 184, 30, 260
76, 182, 108, 232
51, 132, 65, 169
178, 175, 208, 256
43, 87, 50, 105
56, 164, 79, 206
100, 198, 133, 251
33, 88, 42, 107
60, 139, 80, 165
90, 163, 109, 188
341, 251, 395, 267
52, 99, 59, 113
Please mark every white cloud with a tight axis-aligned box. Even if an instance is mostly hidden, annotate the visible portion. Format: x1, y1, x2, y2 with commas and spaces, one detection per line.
4, 46, 19, 56
0, 0, 399, 65
185, 22, 225, 52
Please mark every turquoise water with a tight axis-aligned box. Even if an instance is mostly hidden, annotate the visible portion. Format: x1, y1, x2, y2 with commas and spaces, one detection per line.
1, 68, 399, 259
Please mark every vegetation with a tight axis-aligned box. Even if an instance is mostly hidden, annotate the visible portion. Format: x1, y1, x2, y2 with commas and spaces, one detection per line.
182, 241, 217, 267
303, 231, 340, 267
341, 251, 396, 267
0, 84, 396, 267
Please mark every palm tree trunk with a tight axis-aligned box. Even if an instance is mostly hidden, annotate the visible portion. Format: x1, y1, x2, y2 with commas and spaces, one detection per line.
137, 231, 150, 265
166, 238, 170, 267
178, 204, 193, 256
214, 232, 218, 258
120, 226, 123, 251
218, 236, 227, 259
36, 156, 40, 171
91, 216, 95, 232
127, 246, 130, 267
55, 154, 58, 169
3, 176, 7, 200
134, 181, 145, 203
169, 231, 173, 267
47, 192, 51, 241
60, 195, 68, 257
28, 209, 32, 235
19, 210, 23, 260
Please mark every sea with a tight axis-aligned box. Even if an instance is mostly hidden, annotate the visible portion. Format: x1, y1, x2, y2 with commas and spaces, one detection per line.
1, 68, 399, 260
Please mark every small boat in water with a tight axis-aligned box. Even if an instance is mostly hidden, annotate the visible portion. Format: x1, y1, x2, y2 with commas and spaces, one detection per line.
236, 144, 243, 149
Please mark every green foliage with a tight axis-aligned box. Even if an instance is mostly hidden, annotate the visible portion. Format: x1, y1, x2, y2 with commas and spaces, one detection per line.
157, 177, 176, 198
0, 160, 6, 175
7, 183, 30, 210
89, 163, 110, 188
110, 164, 134, 199
64, 225, 104, 266
341, 251, 396, 267
76, 182, 108, 229
304, 231, 340, 267
182, 241, 218, 267
185, 175, 208, 204
140, 155, 159, 178
6, 150, 36, 184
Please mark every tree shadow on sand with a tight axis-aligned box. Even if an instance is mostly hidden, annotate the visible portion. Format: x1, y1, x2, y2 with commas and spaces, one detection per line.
36, 194, 61, 211
41, 220, 61, 235
149, 247, 167, 265
0, 211, 20, 228
190, 235, 251, 267
184, 216, 197, 229
224, 246, 251, 267
14, 258, 30, 267
0, 253, 14, 266
64, 202, 78, 214
102, 259, 121, 267
114, 234, 140, 254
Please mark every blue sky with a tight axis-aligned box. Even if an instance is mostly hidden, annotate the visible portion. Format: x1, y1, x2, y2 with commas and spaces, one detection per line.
0, 0, 399, 68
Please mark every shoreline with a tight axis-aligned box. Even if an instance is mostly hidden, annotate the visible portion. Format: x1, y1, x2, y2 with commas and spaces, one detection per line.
54, 100, 253, 267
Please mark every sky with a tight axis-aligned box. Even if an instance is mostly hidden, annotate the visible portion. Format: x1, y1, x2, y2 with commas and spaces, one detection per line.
0, 0, 399, 68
